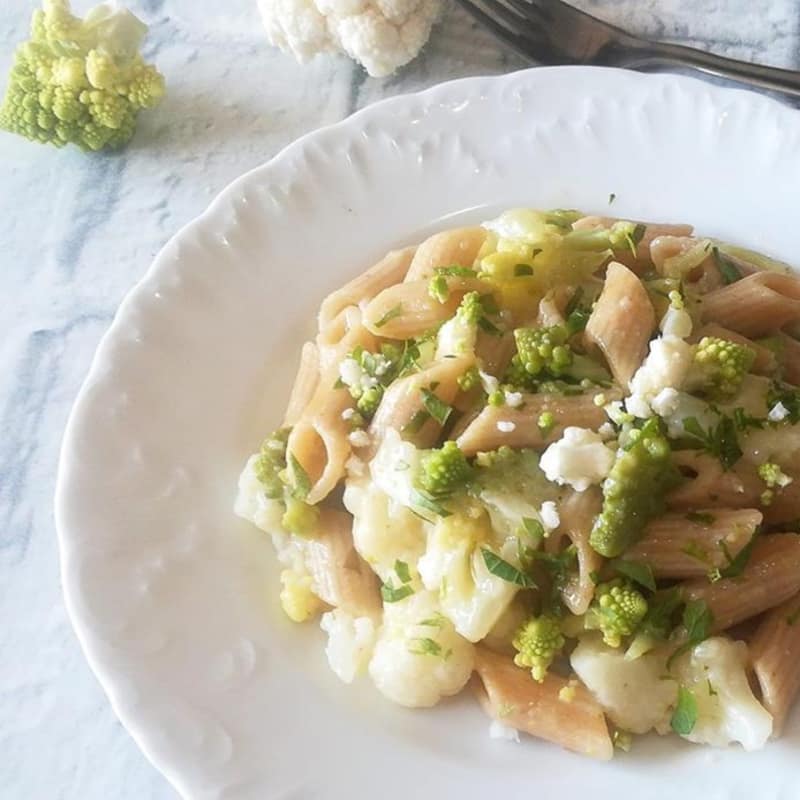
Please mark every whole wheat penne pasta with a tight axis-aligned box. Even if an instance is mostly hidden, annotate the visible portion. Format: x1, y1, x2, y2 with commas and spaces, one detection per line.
682, 534, 800, 632
284, 342, 320, 426
691, 323, 777, 376
775, 332, 800, 385
585, 261, 655, 387
557, 489, 604, 614
573, 215, 693, 274
750, 590, 800, 735
316, 304, 368, 371
368, 355, 474, 450
700, 272, 800, 337
403, 227, 488, 281
288, 317, 378, 504
624, 509, 761, 579
473, 647, 613, 761
667, 451, 763, 510
303, 509, 381, 616
362, 276, 489, 339
649, 235, 718, 285
318, 246, 416, 332
456, 391, 617, 456
474, 329, 515, 378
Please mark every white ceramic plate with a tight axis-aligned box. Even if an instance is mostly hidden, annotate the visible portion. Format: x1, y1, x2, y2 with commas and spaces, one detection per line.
57, 67, 800, 800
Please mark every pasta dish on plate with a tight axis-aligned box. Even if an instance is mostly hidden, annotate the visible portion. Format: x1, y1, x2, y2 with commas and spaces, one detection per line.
235, 208, 800, 759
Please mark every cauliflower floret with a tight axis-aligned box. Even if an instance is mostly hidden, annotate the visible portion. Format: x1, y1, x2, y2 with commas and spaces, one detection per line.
626, 335, 693, 418
343, 480, 426, 582
234, 454, 285, 536
417, 505, 518, 641
368, 590, 474, 707
368, 428, 422, 508
675, 638, 772, 751
320, 608, 378, 683
571, 636, 677, 734
539, 426, 615, 492
257, 0, 443, 78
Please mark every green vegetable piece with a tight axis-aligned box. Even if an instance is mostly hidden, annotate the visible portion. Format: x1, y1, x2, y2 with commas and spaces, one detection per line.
682, 415, 742, 471
456, 291, 485, 325
420, 387, 452, 426
512, 614, 565, 682
711, 246, 743, 285
513, 325, 573, 379
281, 495, 319, 537
254, 427, 291, 499
667, 599, 714, 668
457, 365, 480, 392
585, 579, 648, 648
611, 558, 656, 592
671, 686, 698, 735
428, 275, 450, 304
0, 0, 165, 151
589, 418, 678, 557
481, 548, 537, 588
374, 304, 404, 328
409, 637, 444, 657
417, 441, 471, 497
689, 336, 755, 398
381, 582, 414, 603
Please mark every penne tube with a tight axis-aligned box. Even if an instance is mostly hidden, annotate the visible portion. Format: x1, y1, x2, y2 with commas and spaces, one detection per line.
557, 489, 604, 614
284, 341, 320, 426
473, 647, 613, 761
404, 227, 488, 281
474, 329, 515, 378
750, 591, 800, 735
369, 355, 474, 450
362, 276, 489, 339
318, 246, 416, 332
700, 272, 800, 337
624, 509, 762, 579
303, 509, 381, 616
682, 534, 800, 632
667, 451, 763, 511
573, 215, 693, 274
775, 332, 800, 386
585, 261, 655, 387
456, 391, 617, 456
691, 323, 777, 376
288, 316, 378, 504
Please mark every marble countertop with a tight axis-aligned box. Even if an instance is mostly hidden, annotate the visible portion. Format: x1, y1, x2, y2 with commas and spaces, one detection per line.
2, 1, 798, 797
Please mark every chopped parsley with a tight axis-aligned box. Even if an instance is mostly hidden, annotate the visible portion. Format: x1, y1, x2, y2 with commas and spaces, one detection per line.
514, 263, 534, 277
481, 548, 537, 588
668, 599, 714, 668
712, 246, 743, 285
411, 488, 452, 518
374, 303, 404, 328
381, 559, 415, 603
287, 454, 312, 500
409, 637, 445, 657
686, 511, 715, 526
670, 686, 698, 735
682, 415, 742, 471
420, 387, 452, 426
402, 409, 431, 435
434, 266, 479, 278
611, 558, 656, 592
608, 193, 616, 205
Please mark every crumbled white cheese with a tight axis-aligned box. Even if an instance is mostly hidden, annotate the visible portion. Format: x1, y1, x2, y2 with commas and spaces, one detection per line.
348, 430, 371, 448
504, 391, 523, 408
539, 501, 560, 531
626, 336, 693, 418
436, 314, 476, 359
341, 407, 356, 421
650, 387, 681, 417
488, 720, 520, 742
497, 420, 516, 433
339, 357, 378, 392
768, 401, 790, 422
660, 306, 693, 339
604, 400, 629, 426
598, 423, 616, 440
539, 427, 615, 492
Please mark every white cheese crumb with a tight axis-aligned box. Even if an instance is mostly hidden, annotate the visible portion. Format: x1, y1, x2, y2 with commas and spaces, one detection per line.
650, 387, 681, 418
626, 336, 693, 418
341, 408, 356, 421
488, 720, 520, 742
504, 391, 523, 408
598, 423, 616, 440
660, 305, 693, 339
348, 430, 371, 448
539, 427, 615, 492
479, 370, 499, 395
768, 401, 790, 422
497, 420, 516, 433
339, 358, 362, 388
539, 501, 560, 531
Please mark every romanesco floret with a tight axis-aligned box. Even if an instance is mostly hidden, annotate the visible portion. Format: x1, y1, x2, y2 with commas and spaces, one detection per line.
688, 336, 755, 398
253, 426, 319, 536
0, 1, 165, 151
585, 579, 648, 648
279, 569, 322, 623
417, 441, 472, 497
758, 461, 792, 488
505, 325, 573, 389
589, 418, 678, 558
512, 614, 565, 681
456, 291, 483, 325
457, 365, 480, 392
429, 275, 449, 303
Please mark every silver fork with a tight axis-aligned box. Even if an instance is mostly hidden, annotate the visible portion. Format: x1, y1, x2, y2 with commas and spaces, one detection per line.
455, 0, 800, 98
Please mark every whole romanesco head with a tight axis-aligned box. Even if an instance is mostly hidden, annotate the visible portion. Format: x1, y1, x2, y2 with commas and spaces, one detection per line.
512, 614, 565, 681
417, 441, 472, 497
0, 0, 165, 151
589, 418, 678, 558
689, 336, 755, 398
586, 579, 648, 648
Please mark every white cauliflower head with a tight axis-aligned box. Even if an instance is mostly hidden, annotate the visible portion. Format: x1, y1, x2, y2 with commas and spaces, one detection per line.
257, 0, 443, 77
368, 590, 474, 707
320, 608, 378, 684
